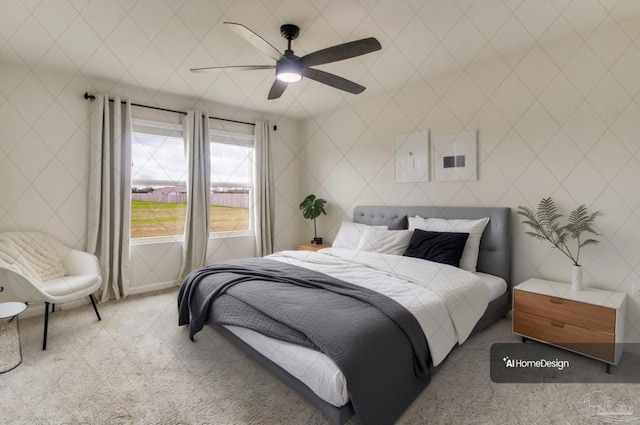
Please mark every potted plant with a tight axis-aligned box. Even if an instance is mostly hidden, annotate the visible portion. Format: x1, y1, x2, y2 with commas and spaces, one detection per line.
517, 197, 601, 290
299, 194, 327, 245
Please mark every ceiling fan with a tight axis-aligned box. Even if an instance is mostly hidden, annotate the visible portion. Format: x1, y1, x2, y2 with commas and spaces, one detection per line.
191, 22, 382, 100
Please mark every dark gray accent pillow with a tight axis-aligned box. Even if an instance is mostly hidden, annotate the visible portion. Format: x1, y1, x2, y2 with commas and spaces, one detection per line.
403, 229, 469, 267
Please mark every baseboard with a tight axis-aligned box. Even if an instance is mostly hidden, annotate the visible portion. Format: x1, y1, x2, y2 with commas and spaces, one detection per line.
16, 281, 177, 320
19, 298, 90, 319
127, 280, 178, 295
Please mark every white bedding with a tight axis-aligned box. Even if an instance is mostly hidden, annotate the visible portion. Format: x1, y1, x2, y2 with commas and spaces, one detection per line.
224, 248, 492, 407
475, 271, 508, 301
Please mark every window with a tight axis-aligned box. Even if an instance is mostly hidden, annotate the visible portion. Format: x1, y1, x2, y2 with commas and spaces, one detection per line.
131, 120, 254, 239
131, 120, 186, 239
210, 130, 253, 233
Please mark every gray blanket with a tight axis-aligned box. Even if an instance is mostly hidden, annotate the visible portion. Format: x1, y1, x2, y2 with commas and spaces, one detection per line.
177, 258, 431, 425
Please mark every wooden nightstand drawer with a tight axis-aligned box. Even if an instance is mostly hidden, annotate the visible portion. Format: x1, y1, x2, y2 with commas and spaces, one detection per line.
514, 289, 615, 334
513, 310, 615, 362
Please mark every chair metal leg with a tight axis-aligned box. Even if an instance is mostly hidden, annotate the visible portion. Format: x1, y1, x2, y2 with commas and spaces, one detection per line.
42, 297, 100, 351
89, 295, 101, 321
43, 302, 49, 351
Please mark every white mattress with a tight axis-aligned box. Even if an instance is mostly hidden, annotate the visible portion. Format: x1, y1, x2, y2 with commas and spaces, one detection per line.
223, 249, 500, 408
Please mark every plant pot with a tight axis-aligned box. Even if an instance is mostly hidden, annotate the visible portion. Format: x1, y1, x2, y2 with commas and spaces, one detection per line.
571, 265, 583, 291
312, 237, 323, 245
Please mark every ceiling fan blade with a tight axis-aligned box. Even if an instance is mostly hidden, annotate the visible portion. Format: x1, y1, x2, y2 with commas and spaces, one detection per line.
301, 37, 381, 67
268, 80, 288, 100
224, 22, 283, 61
303, 68, 365, 94
190, 65, 275, 73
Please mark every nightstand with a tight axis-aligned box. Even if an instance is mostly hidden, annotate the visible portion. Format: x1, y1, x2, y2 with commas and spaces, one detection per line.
513, 278, 626, 373
0, 302, 27, 373
295, 243, 331, 252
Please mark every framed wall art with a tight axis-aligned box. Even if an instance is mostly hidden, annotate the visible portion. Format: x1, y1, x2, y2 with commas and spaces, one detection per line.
433, 131, 477, 182
394, 130, 429, 183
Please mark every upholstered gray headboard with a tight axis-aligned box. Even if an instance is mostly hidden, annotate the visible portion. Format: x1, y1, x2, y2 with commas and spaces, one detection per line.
353, 206, 511, 285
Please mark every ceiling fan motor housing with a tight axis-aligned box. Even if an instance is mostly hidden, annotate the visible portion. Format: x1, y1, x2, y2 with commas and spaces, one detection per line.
276, 57, 303, 82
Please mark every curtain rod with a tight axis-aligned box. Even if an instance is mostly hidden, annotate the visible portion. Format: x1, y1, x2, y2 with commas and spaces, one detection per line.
83, 92, 255, 127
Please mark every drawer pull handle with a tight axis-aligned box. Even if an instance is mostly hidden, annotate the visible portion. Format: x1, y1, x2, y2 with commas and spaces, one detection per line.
550, 320, 565, 328
549, 298, 564, 304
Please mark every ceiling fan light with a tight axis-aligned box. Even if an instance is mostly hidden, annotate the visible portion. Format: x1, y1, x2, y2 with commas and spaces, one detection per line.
276, 59, 302, 83
277, 72, 302, 82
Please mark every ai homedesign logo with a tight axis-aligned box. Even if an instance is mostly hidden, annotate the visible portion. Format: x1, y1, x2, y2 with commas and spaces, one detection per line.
502, 355, 570, 371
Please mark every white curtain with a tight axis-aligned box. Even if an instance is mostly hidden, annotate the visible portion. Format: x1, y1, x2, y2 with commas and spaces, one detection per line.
178, 110, 211, 281
254, 122, 274, 256
87, 95, 132, 302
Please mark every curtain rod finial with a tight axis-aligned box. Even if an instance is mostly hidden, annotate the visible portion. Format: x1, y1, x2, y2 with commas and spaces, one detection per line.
84, 92, 96, 100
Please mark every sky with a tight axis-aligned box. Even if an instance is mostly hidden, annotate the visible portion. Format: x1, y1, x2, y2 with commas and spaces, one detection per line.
131, 133, 251, 186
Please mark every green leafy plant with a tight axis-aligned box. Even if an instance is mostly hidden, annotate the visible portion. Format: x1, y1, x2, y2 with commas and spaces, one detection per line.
517, 197, 601, 266
299, 194, 327, 243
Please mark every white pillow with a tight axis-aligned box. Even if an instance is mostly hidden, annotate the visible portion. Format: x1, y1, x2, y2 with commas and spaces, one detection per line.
357, 228, 412, 255
408, 216, 490, 272
332, 221, 388, 250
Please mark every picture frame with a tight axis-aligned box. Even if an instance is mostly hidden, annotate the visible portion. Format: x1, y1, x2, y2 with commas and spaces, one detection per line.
394, 130, 429, 183
433, 131, 477, 182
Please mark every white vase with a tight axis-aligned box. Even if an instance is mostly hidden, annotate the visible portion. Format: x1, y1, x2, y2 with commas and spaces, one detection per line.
571, 265, 583, 291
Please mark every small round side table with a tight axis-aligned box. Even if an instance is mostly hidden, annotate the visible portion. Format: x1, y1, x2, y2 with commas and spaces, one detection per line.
0, 302, 27, 373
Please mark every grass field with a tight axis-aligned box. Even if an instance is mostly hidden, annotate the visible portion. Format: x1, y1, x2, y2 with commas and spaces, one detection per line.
131, 200, 249, 238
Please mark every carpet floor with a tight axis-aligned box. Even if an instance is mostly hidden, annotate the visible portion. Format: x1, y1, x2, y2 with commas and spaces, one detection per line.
0, 287, 638, 425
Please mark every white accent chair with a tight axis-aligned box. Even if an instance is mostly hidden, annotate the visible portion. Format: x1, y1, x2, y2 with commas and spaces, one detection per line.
0, 232, 102, 350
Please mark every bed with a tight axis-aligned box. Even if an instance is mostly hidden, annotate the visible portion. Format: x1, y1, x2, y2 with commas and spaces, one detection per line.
178, 205, 511, 425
